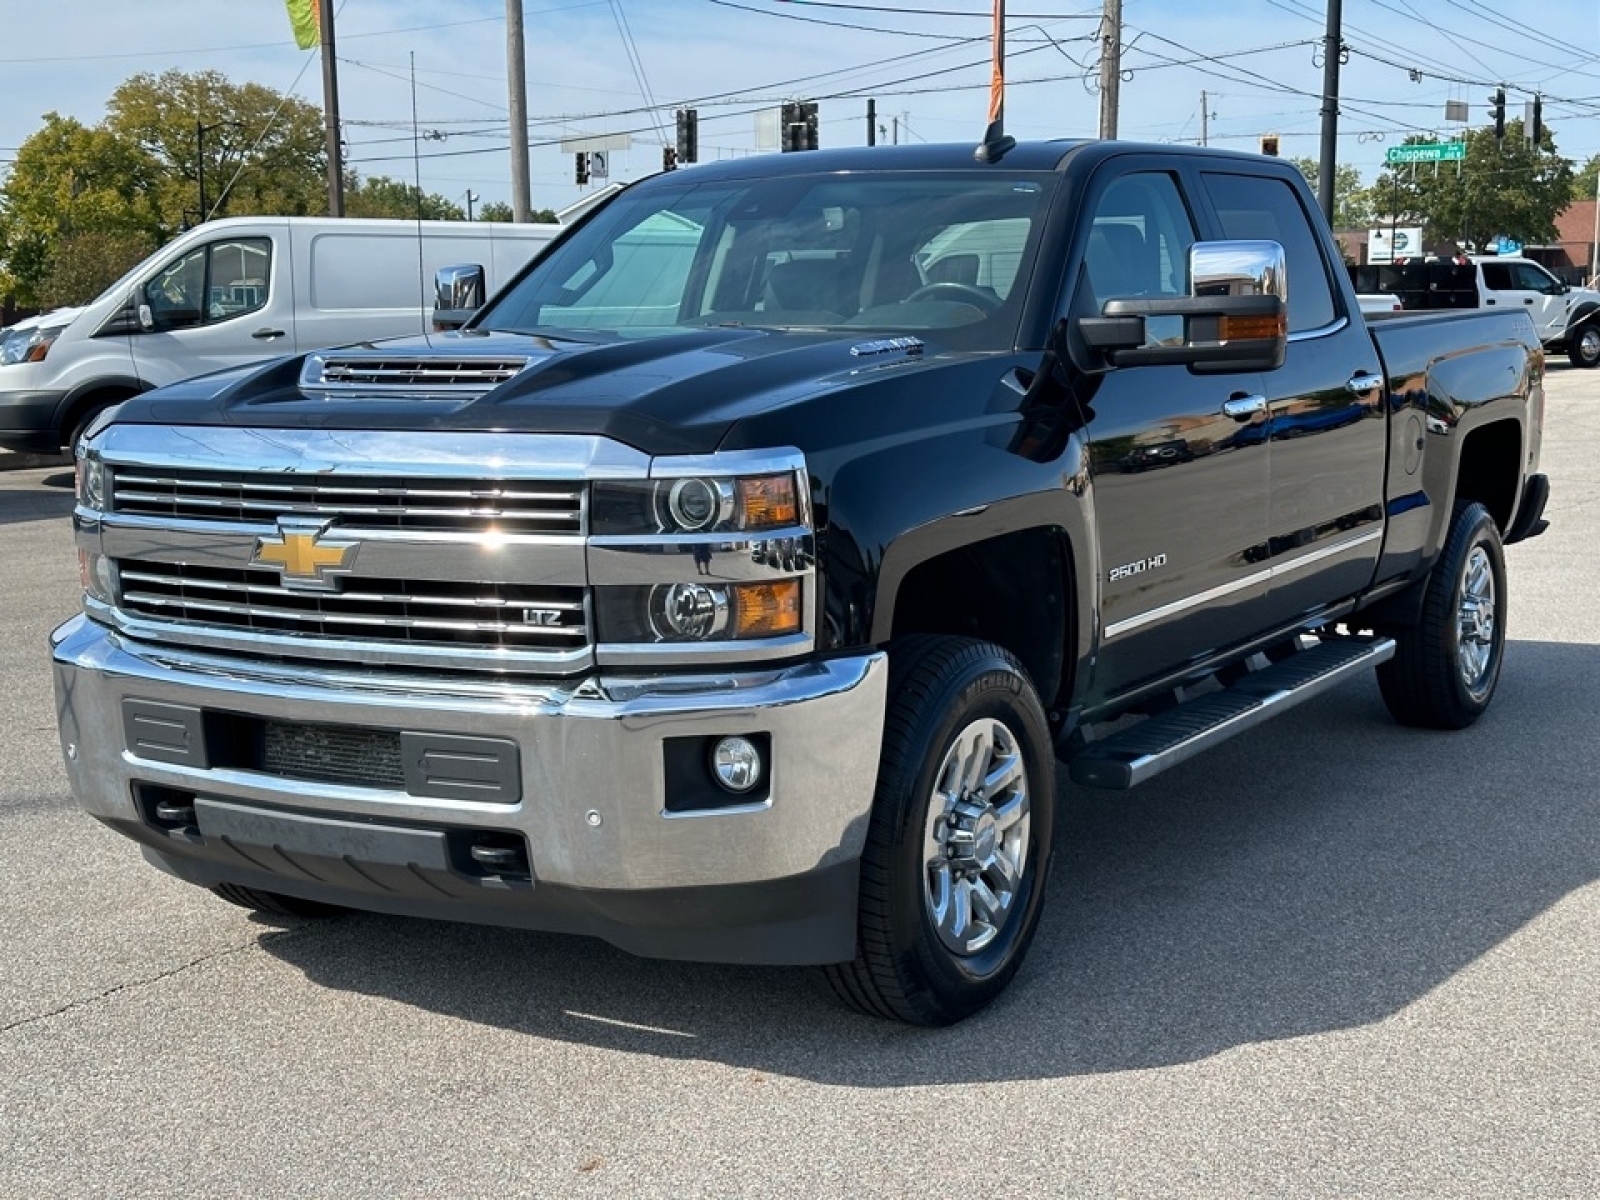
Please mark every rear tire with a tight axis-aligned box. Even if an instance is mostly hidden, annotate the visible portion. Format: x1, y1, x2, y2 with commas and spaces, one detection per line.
824, 636, 1056, 1026
1377, 501, 1506, 729
1568, 325, 1600, 369
211, 883, 346, 919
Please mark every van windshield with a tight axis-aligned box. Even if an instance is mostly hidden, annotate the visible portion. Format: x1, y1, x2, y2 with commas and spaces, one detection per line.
475, 171, 1057, 351
91, 259, 154, 307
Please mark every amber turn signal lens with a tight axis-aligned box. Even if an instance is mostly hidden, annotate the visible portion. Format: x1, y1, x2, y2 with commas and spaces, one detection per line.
736, 474, 799, 529
731, 579, 802, 638
1218, 313, 1286, 340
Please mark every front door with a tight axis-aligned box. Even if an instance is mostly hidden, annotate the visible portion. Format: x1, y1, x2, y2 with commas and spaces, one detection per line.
132, 235, 287, 388
1074, 167, 1273, 699
1480, 259, 1568, 342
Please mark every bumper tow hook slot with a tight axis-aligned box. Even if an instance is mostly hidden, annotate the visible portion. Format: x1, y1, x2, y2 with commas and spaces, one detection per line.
153, 799, 197, 826
468, 840, 527, 874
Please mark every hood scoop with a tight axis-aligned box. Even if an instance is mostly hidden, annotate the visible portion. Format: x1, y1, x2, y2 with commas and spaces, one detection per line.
301, 352, 533, 396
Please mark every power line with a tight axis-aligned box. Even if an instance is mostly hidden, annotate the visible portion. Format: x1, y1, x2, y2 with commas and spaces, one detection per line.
722, 0, 1100, 16
0, 1, 609, 65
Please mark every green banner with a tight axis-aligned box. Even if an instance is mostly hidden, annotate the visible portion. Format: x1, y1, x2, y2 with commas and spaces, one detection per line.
285, 0, 320, 50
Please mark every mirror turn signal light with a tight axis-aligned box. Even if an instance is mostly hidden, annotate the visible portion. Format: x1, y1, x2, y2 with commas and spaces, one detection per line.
1218, 313, 1287, 340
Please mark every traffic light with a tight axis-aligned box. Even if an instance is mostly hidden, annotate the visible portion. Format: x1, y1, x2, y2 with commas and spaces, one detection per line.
1531, 94, 1543, 145
662, 146, 678, 172
675, 108, 698, 164
574, 152, 589, 185
781, 100, 819, 152
781, 101, 802, 152
1491, 87, 1506, 140
1259, 133, 1280, 157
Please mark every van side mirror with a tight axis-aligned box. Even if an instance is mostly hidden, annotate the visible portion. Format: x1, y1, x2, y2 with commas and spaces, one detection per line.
433, 263, 486, 332
1078, 239, 1288, 374
137, 302, 155, 332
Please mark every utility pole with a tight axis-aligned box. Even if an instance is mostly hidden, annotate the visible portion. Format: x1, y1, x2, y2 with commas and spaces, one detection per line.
892, 116, 899, 145
1200, 90, 1208, 147
197, 122, 209, 224
1317, 0, 1343, 228
507, 0, 532, 223
1098, 0, 1121, 140
318, 0, 344, 217
867, 98, 876, 146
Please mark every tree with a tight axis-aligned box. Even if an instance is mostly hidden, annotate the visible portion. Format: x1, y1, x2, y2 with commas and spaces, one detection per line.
478, 200, 559, 223
1374, 122, 1574, 249
1288, 157, 1377, 228
0, 113, 165, 304
345, 176, 467, 221
104, 69, 326, 226
1572, 154, 1600, 203
38, 231, 155, 307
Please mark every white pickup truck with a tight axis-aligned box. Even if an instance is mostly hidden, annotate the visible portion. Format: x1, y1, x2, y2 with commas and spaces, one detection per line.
1352, 254, 1600, 367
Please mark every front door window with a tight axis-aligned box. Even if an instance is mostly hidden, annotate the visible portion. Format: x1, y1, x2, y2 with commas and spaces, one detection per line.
144, 238, 271, 331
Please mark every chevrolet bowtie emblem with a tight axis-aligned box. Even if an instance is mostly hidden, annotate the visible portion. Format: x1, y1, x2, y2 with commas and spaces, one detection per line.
252, 519, 358, 591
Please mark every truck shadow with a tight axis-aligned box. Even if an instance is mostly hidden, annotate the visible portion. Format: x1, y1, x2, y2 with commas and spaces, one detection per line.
0, 473, 74, 526
260, 639, 1600, 1085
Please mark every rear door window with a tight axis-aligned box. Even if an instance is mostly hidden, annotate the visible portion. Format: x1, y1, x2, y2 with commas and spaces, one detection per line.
1200, 173, 1337, 333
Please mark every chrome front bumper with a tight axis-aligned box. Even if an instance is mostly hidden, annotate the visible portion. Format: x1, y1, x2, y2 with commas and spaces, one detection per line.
51, 615, 887, 964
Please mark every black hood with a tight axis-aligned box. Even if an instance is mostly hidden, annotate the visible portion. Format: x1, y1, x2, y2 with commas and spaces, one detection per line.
114, 327, 952, 456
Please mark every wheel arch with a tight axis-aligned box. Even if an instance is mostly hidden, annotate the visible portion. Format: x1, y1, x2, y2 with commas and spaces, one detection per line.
59, 376, 146, 446
876, 523, 1080, 716
1452, 416, 1522, 536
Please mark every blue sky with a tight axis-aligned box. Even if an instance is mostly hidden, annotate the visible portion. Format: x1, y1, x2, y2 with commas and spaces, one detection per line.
3, 0, 1598, 212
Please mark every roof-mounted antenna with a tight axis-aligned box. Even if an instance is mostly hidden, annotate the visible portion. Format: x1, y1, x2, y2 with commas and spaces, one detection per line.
975, 0, 1015, 163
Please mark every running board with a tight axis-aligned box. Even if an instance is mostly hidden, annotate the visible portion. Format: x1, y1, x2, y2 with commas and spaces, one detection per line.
1068, 636, 1396, 790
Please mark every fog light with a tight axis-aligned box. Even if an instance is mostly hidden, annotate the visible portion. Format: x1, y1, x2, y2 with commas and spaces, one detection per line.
710, 736, 763, 793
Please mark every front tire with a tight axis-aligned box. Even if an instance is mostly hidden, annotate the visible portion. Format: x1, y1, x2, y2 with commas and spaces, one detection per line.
1568, 325, 1600, 369
1377, 501, 1507, 729
825, 636, 1056, 1026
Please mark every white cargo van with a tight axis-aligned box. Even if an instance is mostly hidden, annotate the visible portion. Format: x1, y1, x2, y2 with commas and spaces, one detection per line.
0, 216, 560, 452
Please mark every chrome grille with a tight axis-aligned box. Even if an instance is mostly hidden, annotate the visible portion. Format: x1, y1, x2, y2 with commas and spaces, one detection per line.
116, 562, 587, 652
310, 356, 528, 389
109, 468, 583, 534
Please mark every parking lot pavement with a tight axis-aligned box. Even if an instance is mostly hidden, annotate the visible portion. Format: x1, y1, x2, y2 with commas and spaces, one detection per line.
2, 369, 1598, 1197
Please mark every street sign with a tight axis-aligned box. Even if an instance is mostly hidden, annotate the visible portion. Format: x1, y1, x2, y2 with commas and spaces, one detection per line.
1385, 142, 1466, 165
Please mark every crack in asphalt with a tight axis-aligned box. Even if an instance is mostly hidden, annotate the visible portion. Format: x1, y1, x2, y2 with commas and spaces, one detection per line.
0, 928, 308, 1037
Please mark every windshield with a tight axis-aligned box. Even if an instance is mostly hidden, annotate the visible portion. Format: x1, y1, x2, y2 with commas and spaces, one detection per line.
476, 170, 1057, 351
91, 258, 155, 307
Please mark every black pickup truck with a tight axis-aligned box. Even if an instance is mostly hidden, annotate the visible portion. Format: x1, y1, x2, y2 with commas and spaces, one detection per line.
53, 142, 1547, 1026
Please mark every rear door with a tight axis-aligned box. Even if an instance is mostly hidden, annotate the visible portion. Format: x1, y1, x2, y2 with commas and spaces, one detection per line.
131, 232, 289, 387
1196, 169, 1386, 626
1073, 163, 1273, 698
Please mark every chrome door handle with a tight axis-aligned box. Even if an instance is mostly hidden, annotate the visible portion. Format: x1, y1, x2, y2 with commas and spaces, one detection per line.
1222, 394, 1267, 420
1347, 373, 1385, 394
252, 327, 287, 340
